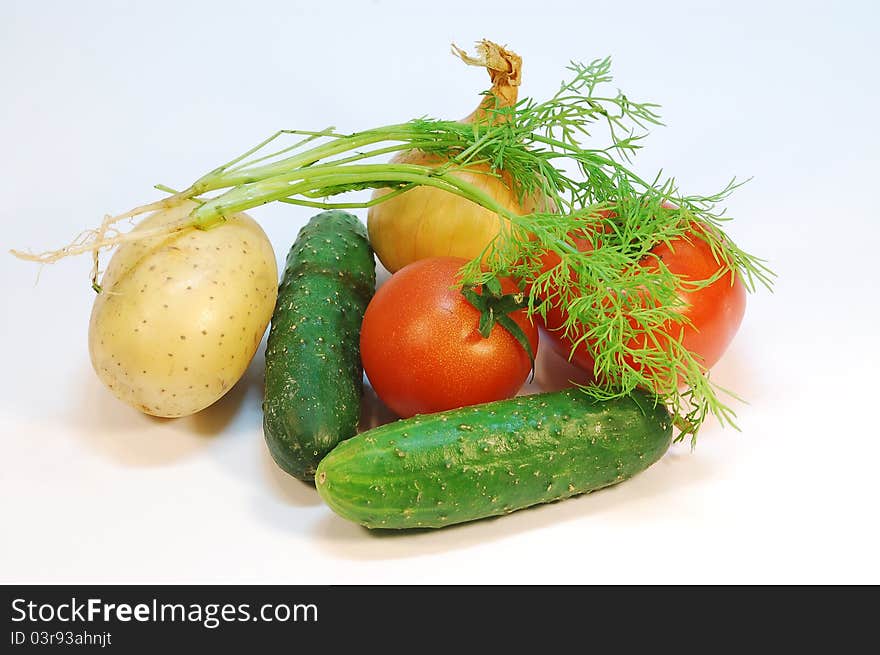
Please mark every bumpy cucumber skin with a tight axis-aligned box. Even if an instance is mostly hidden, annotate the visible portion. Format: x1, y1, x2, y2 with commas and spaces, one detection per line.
263, 211, 375, 481
316, 389, 672, 528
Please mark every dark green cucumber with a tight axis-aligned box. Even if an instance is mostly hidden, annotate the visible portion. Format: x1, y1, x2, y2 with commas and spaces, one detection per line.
315, 388, 672, 528
263, 211, 375, 481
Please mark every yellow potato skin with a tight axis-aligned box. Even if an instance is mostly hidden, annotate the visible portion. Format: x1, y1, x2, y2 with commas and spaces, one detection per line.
88, 201, 278, 417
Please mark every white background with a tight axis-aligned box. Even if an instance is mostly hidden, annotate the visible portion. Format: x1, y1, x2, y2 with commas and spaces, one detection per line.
1, 0, 878, 584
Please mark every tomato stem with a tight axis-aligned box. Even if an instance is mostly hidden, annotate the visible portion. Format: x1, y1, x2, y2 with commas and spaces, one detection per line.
461, 283, 536, 376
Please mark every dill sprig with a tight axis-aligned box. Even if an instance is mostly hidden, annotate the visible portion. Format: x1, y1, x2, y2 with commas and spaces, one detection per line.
15, 56, 773, 438
433, 58, 773, 440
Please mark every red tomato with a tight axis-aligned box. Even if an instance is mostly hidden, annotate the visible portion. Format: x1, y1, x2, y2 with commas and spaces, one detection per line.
540, 226, 746, 387
360, 257, 539, 418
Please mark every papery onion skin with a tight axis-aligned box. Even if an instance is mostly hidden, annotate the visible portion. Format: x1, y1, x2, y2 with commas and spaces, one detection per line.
368, 153, 539, 273
367, 40, 543, 273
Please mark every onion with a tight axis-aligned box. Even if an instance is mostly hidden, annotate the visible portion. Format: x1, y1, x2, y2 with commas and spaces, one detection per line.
367, 41, 545, 273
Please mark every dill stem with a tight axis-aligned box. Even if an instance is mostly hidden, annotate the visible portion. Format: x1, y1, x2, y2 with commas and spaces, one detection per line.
189, 163, 517, 230
189, 125, 451, 194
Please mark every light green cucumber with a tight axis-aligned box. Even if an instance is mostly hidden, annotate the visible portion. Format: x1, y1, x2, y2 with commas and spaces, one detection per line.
315, 388, 672, 528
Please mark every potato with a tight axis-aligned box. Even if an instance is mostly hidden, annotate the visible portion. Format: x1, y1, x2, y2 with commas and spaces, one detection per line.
88, 201, 278, 417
